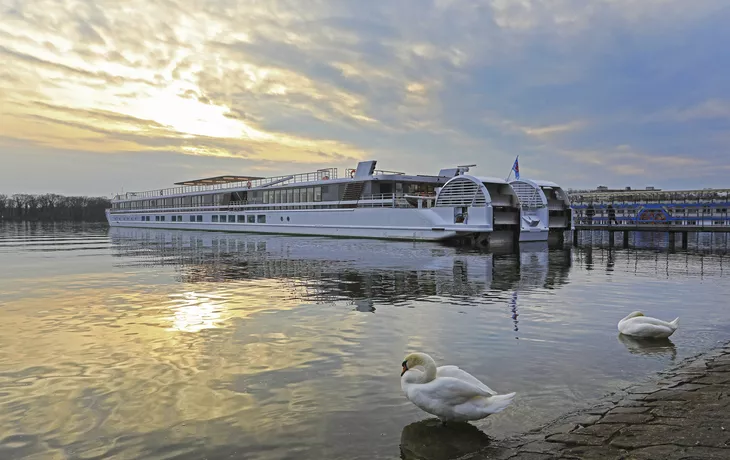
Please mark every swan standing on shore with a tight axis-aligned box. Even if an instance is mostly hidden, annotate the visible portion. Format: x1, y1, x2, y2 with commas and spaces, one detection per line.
400, 352, 516, 424
618, 311, 679, 339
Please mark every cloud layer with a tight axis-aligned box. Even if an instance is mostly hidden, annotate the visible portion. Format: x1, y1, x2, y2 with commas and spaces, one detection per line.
1, 0, 729, 195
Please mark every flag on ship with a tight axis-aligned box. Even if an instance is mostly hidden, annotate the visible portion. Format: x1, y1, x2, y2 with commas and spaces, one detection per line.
512, 156, 520, 180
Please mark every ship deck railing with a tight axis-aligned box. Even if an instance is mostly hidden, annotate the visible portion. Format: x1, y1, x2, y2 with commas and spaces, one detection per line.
113, 167, 340, 201
108, 194, 416, 213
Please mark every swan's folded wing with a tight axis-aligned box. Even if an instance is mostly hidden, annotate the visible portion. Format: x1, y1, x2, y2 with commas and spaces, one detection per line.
419, 377, 493, 406
437, 366, 497, 395
623, 323, 673, 338
630, 317, 678, 329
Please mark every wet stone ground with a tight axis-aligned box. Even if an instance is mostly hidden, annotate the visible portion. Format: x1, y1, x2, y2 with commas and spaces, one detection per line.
461, 342, 730, 460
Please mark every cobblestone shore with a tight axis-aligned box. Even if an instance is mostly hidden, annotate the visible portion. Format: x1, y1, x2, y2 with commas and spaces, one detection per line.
465, 342, 730, 460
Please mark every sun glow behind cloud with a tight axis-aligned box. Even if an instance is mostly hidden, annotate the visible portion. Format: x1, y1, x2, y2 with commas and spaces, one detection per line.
127, 86, 248, 140
0, 1, 370, 170
1, 0, 729, 195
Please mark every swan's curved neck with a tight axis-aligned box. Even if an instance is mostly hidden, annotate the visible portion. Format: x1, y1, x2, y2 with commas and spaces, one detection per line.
416, 353, 437, 383
620, 312, 644, 323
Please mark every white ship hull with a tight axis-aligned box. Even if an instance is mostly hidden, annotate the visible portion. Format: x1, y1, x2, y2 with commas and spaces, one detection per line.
519, 228, 550, 242
106, 208, 480, 241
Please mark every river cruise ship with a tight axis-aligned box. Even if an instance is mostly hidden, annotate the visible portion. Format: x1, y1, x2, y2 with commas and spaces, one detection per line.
106, 160, 573, 246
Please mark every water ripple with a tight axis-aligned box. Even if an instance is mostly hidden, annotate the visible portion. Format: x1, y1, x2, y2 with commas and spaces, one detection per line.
1, 223, 729, 459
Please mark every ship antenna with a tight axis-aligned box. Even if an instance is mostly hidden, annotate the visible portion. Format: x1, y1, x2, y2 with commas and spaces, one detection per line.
456, 164, 476, 175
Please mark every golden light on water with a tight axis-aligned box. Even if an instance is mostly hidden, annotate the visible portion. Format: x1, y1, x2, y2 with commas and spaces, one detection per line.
166, 292, 227, 333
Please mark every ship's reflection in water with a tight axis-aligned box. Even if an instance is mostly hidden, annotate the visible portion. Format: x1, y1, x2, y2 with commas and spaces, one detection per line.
108, 229, 574, 360
2, 223, 730, 460
109, 229, 571, 326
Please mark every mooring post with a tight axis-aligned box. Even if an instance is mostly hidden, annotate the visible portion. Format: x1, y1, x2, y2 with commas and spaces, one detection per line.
622, 230, 629, 249
681, 231, 688, 250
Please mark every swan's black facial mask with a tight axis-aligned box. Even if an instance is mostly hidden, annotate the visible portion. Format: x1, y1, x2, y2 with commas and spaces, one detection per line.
401, 360, 408, 376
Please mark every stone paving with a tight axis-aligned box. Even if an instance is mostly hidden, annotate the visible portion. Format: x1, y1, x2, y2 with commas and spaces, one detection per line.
463, 342, 730, 460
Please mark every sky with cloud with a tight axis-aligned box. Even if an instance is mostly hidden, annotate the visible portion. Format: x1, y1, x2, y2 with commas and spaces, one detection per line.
1, 0, 729, 196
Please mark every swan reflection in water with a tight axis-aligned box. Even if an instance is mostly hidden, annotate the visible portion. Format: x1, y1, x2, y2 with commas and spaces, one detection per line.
617, 334, 677, 360
399, 418, 493, 460
353, 299, 376, 313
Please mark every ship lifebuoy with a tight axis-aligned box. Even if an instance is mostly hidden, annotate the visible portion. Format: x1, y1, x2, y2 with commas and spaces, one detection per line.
349, 170, 355, 178
247, 181, 252, 189
322, 176, 329, 180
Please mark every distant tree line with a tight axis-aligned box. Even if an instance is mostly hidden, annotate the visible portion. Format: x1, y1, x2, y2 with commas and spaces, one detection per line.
0, 194, 111, 222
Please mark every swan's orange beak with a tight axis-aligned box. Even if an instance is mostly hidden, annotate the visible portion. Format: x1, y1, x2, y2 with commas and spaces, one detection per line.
401, 361, 408, 376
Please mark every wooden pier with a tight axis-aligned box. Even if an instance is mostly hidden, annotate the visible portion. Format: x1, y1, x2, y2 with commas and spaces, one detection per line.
567, 186, 730, 249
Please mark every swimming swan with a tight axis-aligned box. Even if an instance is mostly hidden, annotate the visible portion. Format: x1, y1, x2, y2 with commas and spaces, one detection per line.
400, 352, 516, 423
617, 311, 679, 339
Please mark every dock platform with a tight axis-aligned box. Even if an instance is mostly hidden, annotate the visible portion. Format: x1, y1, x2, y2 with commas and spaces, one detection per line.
574, 223, 730, 233
568, 187, 730, 248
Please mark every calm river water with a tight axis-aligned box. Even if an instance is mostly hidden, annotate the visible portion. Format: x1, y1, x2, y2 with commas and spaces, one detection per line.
1, 222, 729, 460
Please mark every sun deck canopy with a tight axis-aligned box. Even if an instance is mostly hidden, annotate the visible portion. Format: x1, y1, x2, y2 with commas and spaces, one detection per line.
174, 175, 265, 186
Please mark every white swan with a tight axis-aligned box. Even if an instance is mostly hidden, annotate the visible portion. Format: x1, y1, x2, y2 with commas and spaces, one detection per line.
400, 352, 516, 423
617, 311, 679, 339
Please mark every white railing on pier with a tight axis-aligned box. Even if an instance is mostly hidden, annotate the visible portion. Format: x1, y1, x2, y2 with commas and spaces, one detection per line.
568, 188, 730, 205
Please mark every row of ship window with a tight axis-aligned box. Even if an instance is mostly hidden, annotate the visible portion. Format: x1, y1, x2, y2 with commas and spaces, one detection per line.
112, 186, 326, 209
138, 215, 278, 223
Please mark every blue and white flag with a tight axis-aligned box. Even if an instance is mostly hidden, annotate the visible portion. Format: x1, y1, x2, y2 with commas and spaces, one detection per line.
512, 156, 520, 180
